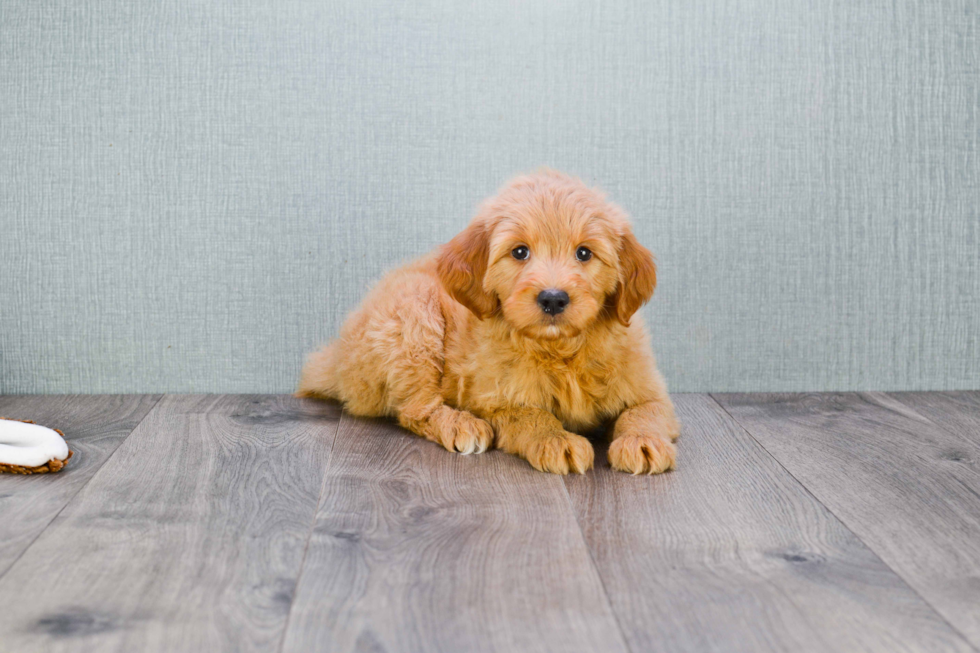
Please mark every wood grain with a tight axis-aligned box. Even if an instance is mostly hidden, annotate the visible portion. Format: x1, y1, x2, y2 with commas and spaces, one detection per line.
0, 394, 160, 578
564, 394, 974, 653
887, 392, 980, 443
0, 394, 340, 653
715, 392, 980, 649
280, 414, 627, 653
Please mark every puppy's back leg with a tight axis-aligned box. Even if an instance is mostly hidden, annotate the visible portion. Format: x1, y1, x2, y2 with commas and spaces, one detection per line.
308, 273, 491, 453
399, 401, 494, 454
381, 281, 493, 454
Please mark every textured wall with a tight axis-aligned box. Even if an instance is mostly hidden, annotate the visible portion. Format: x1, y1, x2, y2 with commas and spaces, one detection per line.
1, 0, 978, 394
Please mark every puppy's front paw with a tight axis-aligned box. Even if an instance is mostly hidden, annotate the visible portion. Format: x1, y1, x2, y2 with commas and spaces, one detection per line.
447, 411, 494, 455
608, 435, 675, 475
525, 432, 594, 475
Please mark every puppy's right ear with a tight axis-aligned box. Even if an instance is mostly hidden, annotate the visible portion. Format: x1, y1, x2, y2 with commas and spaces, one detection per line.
436, 221, 496, 318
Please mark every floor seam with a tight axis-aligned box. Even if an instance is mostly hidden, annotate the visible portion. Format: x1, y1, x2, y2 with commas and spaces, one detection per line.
559, 475, 635, 653
0, 393, 166, 585
276, 408, 345, 653
707, 393, 980, 653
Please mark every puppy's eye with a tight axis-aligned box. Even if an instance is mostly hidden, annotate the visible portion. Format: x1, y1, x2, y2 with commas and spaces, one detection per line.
512, 246, 530, 261
576, 246, 593, 262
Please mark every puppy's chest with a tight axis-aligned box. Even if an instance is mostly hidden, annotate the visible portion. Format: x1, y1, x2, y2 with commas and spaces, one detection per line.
545, 365, 611, 428
470, 354, 619, 431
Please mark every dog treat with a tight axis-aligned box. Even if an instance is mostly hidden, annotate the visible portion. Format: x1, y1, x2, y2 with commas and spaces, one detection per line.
0, 417, 73, 474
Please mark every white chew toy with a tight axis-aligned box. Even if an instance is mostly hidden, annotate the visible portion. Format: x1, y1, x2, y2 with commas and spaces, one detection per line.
0, 420, 70, 468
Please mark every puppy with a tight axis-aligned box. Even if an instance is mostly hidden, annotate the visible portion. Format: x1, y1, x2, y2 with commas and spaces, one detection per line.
298, 170, 679, 474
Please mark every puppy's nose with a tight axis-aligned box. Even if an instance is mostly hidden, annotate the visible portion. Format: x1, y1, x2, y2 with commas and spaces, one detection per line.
537, 289, 570, 315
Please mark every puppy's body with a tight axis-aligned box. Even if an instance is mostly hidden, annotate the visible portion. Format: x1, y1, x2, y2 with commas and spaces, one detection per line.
299, 171, 679, 474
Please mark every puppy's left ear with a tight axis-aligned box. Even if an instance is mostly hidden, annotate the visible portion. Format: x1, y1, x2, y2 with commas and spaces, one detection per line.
611, 228, 657, 326
436, 221, 497, 319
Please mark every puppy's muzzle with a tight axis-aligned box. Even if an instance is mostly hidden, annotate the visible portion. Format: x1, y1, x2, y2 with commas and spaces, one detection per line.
537, 289, 569, 315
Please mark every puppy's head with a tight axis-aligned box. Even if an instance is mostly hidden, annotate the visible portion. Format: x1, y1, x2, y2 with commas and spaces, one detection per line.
437, 170, 656, 339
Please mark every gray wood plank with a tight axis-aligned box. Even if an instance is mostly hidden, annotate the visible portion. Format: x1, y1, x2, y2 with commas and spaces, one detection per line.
564, 394, 973, 653
281, 414, 628, 653
888, 392, 980, 444
0, 394, 161, 578
715, 392, 980, 649
0, 394, 340, 653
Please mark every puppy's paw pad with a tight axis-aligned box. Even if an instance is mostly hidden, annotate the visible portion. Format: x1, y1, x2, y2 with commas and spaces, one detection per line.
526, 433, 594, 475
450, 413, 494, 455
608, 435, 675, 475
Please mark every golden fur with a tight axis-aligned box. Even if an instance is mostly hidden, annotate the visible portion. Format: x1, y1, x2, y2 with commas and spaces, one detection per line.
298, 170, 680, 474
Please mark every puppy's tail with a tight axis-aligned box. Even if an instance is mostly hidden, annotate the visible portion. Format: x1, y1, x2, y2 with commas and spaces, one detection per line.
296, 342, 342, 400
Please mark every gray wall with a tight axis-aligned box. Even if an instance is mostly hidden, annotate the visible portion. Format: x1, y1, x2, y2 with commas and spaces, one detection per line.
2, 0, 978, 394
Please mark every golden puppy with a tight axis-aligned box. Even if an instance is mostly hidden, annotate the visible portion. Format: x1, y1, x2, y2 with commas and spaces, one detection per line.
298, 170, 679, 474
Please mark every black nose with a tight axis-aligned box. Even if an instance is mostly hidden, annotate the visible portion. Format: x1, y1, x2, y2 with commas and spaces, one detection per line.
537, 289, 570, 315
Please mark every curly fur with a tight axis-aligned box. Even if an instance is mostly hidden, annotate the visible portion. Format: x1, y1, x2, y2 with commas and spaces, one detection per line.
299, 169, 679, 474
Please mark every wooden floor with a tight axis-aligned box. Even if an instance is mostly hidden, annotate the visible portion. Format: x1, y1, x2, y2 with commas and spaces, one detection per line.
1, 393, 979, 653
